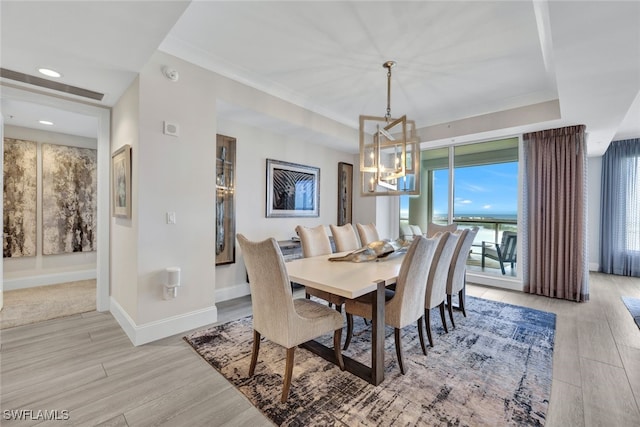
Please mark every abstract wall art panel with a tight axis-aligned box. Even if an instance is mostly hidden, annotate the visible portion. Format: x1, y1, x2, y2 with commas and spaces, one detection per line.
3, 138, 37, 258
215, 135, 236, 265
42, 144, 97, 255
337, 162, 353, 226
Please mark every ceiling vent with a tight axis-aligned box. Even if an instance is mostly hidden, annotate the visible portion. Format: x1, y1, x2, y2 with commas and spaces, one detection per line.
0, 68, 104, 101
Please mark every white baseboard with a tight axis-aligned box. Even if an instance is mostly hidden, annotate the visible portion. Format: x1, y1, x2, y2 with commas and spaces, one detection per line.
589, 262, 600, 272
466, 272, 523, 292
110, 297, 218, 346
3, 269, 97, 291
215, 283, 250, 302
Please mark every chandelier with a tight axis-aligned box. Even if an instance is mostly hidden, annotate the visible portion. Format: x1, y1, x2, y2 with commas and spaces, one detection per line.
359, 61, 420, 196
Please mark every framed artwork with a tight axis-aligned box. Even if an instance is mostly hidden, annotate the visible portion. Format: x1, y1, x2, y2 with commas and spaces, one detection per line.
215, 134, 236, 265
337, 162, 353, 226
3, 138, 37, 258
42, 144, 97, 254
266, 159, 320, 218
112, 144, 132, 219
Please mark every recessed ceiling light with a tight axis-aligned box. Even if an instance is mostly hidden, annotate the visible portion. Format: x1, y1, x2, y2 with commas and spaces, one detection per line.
38, 68, 61, 78
39, 120, 54, 126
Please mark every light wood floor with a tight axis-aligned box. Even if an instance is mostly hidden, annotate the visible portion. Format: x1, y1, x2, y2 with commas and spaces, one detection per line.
1, 273, 638, 426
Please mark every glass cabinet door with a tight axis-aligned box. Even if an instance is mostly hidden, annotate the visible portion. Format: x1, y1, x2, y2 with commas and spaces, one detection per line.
216, 134, 236, 265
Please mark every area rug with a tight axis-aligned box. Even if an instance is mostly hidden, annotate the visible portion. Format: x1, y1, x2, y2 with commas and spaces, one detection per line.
622, 296, 640, 329
185, 296, 555, 426
0, 280, 96, 329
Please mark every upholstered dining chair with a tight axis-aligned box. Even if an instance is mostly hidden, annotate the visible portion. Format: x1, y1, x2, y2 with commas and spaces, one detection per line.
296, 225, 346, 310
423, 231, 460, 347
356, 223, 380, 245
400, 224, 425, 241
330, 223, 360, 253
296, 224, 332, 257
237, 234, 344, 403
343, 235, 438, 375
426, 222, 458, 238
446, 227, 479, 328
400, 223, 414, 241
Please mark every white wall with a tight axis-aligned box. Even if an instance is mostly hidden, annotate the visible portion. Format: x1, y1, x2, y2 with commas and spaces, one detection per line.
3, 125, 97, 289
135, 52, 218, 326
587, 156, 602, 271
110, 52, 220, 344
111, 79, 140, 320
352, 165, 377, 230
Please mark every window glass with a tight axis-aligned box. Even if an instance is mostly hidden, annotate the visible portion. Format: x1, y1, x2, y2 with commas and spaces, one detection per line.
400, 138, 519, 277
454, 138, 518, 277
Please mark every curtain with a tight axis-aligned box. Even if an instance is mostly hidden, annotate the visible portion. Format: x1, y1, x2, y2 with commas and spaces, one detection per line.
600, 138, 640, 277
523, 125, 588, 301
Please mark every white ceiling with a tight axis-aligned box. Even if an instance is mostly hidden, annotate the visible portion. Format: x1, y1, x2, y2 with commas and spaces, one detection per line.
1, 1, 638, 155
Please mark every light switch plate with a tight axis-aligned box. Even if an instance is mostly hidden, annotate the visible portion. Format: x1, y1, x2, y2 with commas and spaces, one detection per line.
166, 212, 176, 224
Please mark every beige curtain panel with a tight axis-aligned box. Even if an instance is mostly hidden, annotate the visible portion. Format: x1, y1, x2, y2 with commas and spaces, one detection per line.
523, 125, 589, 302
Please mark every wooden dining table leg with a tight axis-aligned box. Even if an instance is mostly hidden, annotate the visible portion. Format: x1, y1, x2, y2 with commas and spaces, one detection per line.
371, 280, 386, 385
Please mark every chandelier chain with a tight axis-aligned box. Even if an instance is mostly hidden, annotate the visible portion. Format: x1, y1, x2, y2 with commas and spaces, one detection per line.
385, 65, 392, 122
384, 67, 391, 123
383, 60, 396, 122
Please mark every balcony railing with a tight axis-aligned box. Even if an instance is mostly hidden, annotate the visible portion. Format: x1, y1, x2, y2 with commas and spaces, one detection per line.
450, 217, 517, 244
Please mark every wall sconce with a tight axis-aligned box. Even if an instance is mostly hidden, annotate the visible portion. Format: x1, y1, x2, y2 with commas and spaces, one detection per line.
164, 267, 181, 300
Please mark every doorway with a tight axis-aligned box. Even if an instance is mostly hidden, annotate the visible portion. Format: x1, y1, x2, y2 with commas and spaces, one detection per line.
400, 137, 522, 289
1, 86, 110, 316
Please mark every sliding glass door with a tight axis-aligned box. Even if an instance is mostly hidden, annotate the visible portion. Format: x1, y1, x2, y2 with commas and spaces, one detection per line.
400, 137, 519, 280
453, 139, 518, 278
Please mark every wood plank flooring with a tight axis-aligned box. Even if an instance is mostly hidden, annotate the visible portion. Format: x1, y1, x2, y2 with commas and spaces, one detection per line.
1, 272, 639, 426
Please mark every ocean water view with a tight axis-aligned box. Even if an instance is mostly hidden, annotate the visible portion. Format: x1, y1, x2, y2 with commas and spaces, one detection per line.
442, 214, 516, 245
401, 213, 518, 246
399, 158, 519, 247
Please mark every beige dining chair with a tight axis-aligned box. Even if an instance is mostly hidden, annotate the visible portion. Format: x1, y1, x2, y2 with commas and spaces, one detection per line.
296, 225, 346, 310
446, 227, 479, 327
423, 231, 460, 347
426, 222, 458, 238
330, 223, 360, 252
400, 223, 414, 241
237, 234, 344, 403
356, 223, 380, 245
343, 235, 438, 374
296, 224, 332, 257
400, 224, 424, 241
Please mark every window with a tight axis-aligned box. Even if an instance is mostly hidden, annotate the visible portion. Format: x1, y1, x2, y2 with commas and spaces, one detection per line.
400, 138, 519, 277
625, 156, 640, 252
599, 138, 640, 277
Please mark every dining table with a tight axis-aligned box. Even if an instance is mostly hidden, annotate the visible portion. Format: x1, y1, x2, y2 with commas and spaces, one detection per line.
285, 250, 406, 386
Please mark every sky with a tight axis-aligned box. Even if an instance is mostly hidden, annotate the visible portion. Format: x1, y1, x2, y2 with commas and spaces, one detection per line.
401, 161, 519, 219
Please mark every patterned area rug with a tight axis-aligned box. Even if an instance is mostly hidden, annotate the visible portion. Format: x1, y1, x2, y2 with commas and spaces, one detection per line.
622, 296, 640, 328
185, 296, 555, 426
